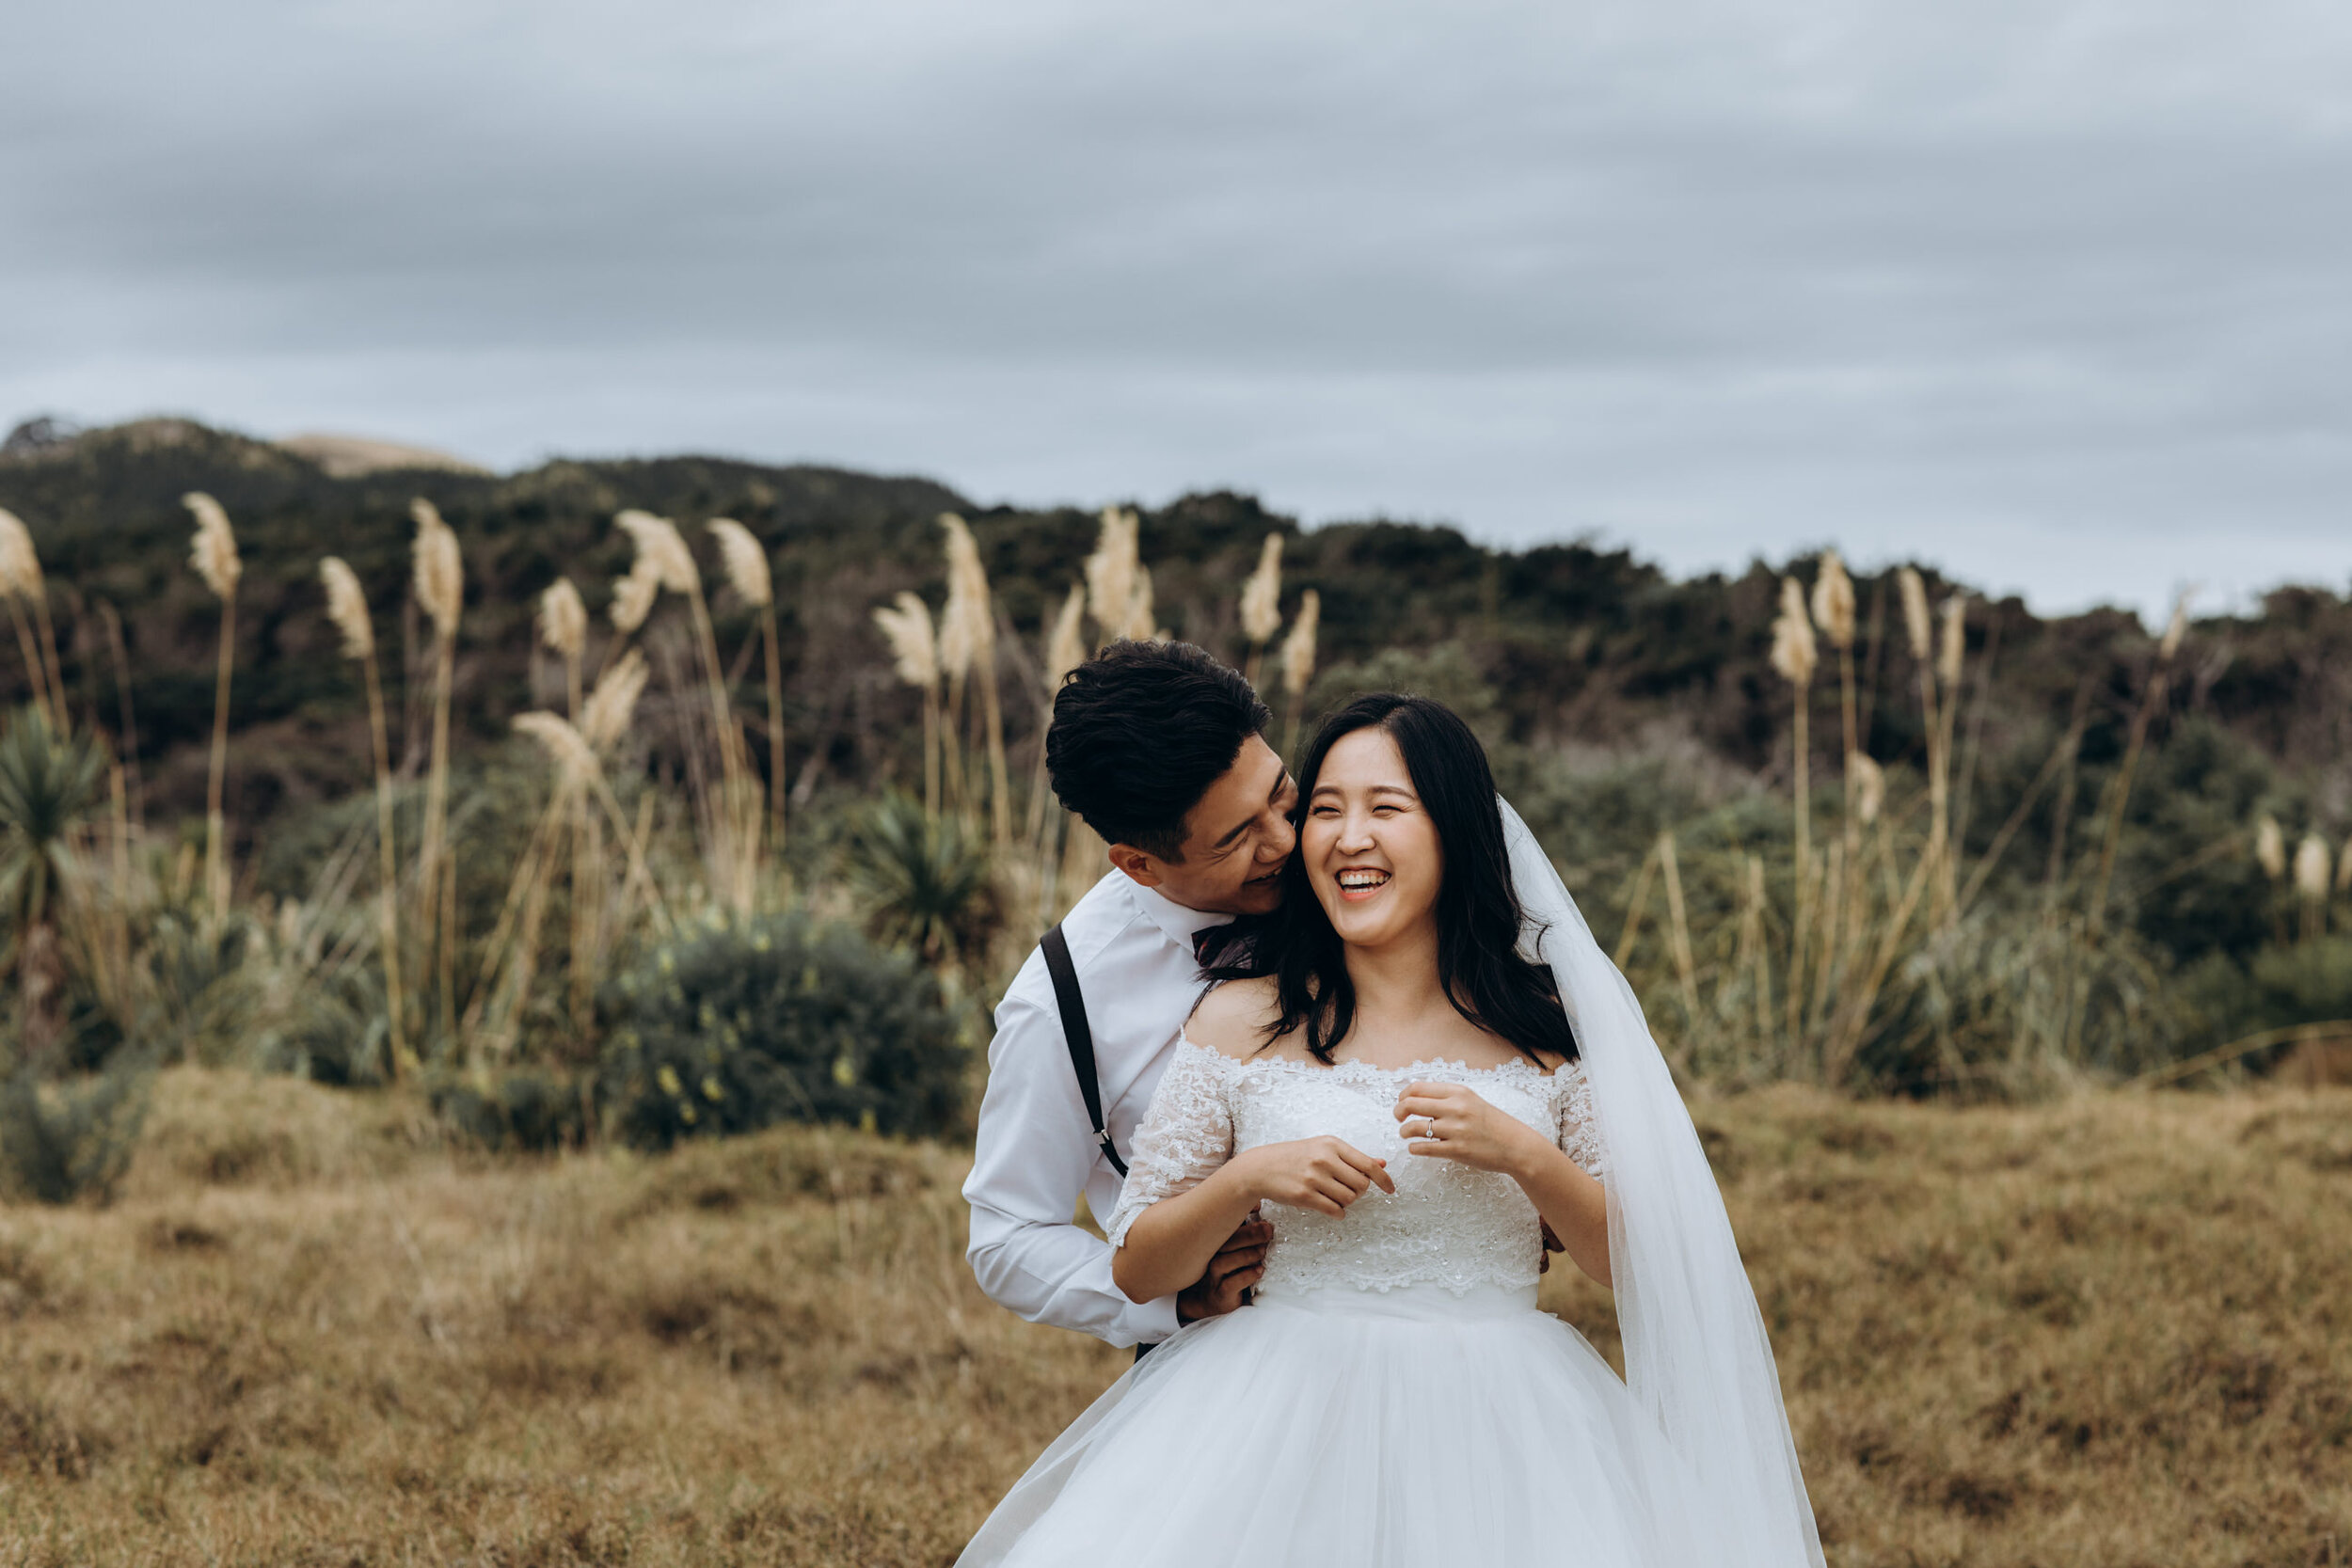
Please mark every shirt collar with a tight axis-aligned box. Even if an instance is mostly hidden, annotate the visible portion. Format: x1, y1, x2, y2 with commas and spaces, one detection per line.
1123, 876, 1237, 951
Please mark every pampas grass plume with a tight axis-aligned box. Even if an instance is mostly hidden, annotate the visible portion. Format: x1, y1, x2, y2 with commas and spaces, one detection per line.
1770, 578, 1816, 686
1937, 596, 1966, 688
582, 647, 650, 752
2255, 814, 2286, 879
1240, 533, 1283, 645
410, 499, 463, 637
874, 592, 940, 691
0, 507, 42, 598
708, 518, 771, 608
940, 514, 995, 662
319, 557, 374, 661
1898, 567, 1931, 662
615, 510, 700, 596
1126, 563, 1159, 641
539, 578, 587, 658
1811, 549, 1855, 651
513, 711, 599, 784
2160, 595, 2189, 660
1046, 584, 1088, 689
1851, 752, 1884, 825
1086, 507, 1139, 637
937, 589, 978, 685
184, 492, 243, 598
611, 560, 660, 634
1280, 589, 1320, 698
2294, 833, 2330, 902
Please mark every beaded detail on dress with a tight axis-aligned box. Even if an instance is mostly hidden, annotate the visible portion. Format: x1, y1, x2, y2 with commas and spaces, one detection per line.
1104, 1040, 1607, 1298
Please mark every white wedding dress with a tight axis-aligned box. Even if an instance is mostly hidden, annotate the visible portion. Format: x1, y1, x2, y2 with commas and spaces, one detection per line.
958, 1038, 1734, 1567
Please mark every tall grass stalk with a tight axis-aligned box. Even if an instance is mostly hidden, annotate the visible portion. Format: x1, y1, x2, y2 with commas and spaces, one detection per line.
943, 515, 1010, 847
1736, 853, 1772, 1058
1656, 829, 1700, 1053
1805, 840, 1842, 1039
0, 509, 68, 728
1028, 585, 1089, 925
1771, 576, 1818, 1050
1933, 595, 1967, 925
2294, 834, 2330, 942
1239, 532, 1283, 689
2086, 595, 2187, 936
935, 560, 975, 825
539, 579, 587, 721
574, 649, 649, 1013
1613, 838, 1660, 968
410, 499, 464, 1040
709, 520, 787, 852
95, 602, 143, 832
617, 510, 755, 913
1896, 569, 1947, 941
538, 578, 596, 1030
874, 593, 942, 820
1279, 589, 1320, 759
1823, 822, 1938, 1086
321, 557, 409, 1078
183, 493, 243, 922
1085, 508, 1139, 643
513, 710, 669, 930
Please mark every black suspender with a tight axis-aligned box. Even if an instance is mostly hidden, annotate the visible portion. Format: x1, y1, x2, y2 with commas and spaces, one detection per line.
1041, 923, 1126, 1178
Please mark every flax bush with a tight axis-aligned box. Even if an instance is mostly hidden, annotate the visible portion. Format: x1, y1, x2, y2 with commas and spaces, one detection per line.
597, 911, 966, 1148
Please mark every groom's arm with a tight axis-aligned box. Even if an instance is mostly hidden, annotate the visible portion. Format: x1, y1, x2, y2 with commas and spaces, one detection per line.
962, 996, 1184, 1350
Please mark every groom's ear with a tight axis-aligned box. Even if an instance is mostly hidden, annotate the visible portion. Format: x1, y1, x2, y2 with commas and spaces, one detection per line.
1106, 843, 1168, 889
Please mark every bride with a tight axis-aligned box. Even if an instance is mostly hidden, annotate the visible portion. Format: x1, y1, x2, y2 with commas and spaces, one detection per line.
960, 694, 1826, 1567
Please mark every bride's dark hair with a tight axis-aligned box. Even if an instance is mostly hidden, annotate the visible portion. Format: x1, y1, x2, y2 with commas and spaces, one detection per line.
1215, 692, 1577, 1068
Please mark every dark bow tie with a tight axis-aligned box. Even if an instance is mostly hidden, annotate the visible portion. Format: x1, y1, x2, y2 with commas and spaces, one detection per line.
1191, 917, 1268, 972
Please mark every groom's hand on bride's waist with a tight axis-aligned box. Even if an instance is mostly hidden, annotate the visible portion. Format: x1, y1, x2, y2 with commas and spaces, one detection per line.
1176, 1212, 1273, 1323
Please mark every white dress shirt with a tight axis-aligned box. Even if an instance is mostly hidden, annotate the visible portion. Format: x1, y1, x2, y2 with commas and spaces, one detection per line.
964, 870, 1234, 1349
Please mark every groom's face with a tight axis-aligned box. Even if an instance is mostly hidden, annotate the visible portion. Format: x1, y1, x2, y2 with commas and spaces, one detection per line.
1108, 734, 1297, 916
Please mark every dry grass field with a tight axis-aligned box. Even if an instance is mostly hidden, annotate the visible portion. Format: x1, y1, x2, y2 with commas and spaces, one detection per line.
0, 1069, 2346, 1567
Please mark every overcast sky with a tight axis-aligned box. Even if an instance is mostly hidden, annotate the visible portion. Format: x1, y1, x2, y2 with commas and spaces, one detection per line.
6, 0, 2349, 619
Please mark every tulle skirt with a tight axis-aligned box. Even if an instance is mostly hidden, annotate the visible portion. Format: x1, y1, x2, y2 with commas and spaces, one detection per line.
959, 1283, 1732, 1567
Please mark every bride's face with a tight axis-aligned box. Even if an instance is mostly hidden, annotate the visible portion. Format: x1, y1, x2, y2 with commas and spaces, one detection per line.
1303, 726, 1442, 948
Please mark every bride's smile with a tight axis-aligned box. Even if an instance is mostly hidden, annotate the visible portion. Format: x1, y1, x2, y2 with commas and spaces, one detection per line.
1306, 728, 1441, 943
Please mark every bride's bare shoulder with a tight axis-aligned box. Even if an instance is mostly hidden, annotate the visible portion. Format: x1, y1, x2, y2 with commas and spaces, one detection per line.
1184, 976, 1282, 1060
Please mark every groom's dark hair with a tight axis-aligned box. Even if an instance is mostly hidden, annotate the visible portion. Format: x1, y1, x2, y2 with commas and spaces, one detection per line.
1047, 639, 1272, 860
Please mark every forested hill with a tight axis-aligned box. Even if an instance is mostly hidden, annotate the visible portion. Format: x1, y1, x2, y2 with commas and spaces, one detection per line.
2, 416, 2346, 841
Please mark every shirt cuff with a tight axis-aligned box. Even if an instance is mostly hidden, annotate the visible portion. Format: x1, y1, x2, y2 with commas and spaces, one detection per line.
1136, 1293, 1184, 1344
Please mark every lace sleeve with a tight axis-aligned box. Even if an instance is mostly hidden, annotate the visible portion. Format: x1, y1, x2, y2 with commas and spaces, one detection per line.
1102, 1041, 1235, 1249
1553, 1061, 1608, 1181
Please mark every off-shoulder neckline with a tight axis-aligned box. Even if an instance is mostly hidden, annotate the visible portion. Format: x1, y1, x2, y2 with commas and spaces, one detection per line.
1172, 1034, 1580, 1084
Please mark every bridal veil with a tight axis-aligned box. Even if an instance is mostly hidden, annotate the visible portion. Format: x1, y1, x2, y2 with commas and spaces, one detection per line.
1501, 799, 1827, 1568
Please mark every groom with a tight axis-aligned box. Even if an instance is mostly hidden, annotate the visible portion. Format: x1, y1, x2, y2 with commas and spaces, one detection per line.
964, 640, 1290, 1350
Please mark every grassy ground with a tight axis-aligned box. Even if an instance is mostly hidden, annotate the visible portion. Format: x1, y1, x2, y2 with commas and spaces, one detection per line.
0, 1069, 2346, 1567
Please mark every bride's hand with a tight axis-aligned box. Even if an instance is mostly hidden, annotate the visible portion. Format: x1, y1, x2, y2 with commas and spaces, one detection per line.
1229, 1136, 1395, 1216
1395, 1082, 1545, 1175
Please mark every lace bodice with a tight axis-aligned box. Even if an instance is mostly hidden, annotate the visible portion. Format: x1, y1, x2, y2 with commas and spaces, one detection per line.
1104, 1039, 1607, 1298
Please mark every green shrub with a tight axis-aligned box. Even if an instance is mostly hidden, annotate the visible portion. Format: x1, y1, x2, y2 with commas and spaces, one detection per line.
2172, 935, 2352, 1068
597, 912, 967, 1148
428, 1066, 588, 1151
0, 1048, 155, 1204
842, 792, 998, 966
